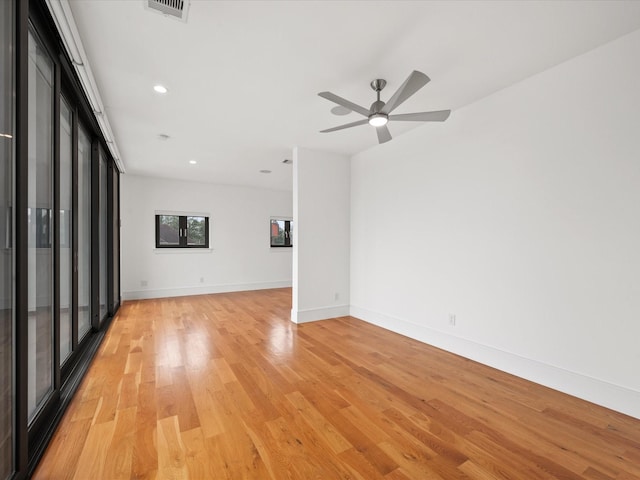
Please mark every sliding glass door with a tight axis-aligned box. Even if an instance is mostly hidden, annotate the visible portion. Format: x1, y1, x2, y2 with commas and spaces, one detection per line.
0, 1, 14, 477
111, 168, 119, 314
5, 2, 122, 476
98, 148, 107, 323
27, 29, 54, 422
78, 125, 91, 339
59, 96, 96, 371
59, 97, 72, 364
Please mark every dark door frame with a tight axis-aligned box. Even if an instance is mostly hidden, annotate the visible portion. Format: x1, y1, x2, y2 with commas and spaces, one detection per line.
11, 1, 122, 477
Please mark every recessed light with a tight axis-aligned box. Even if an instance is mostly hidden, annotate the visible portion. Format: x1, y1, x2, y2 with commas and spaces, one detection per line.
282, 159, 292, 164
189, 160, 197, 165
158, 133, 170, 140
259, 169, 272, 174
153, 84, 168, 94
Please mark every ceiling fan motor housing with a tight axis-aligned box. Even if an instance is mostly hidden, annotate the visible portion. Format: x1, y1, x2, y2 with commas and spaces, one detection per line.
370, 99, 386, 113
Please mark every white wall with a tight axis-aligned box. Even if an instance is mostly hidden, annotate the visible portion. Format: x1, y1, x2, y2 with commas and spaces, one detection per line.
350, 30, 640, 418
121, 175, 292, 300
292, 147, 350, 323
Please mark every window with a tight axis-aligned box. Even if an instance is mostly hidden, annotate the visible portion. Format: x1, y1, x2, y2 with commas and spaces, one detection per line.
155, 214, 209, 248
270, 219, 292, 247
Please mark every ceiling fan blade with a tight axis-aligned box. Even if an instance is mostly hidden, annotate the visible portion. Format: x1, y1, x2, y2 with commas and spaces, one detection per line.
389, 110, 451, 122
320, 119, 369, 133
318, 92, 370, 117
381, 70, 430, 114
376, 125, 392, 144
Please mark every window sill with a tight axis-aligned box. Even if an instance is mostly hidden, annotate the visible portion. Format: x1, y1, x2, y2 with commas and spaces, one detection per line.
153, 248, 213, 254
270, 247, 293, 252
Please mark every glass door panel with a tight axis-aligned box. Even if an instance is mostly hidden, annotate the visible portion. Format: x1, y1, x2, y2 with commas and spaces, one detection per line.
77, 125, 90, 339
59, 97, 72, 363
0, 0, 14, 475
112, 171, 119, 312
98, 149, 107, 322
27, 30, 54, 421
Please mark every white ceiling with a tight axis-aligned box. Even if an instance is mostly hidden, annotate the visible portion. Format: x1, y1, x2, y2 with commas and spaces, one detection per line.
68, 0, 640, 192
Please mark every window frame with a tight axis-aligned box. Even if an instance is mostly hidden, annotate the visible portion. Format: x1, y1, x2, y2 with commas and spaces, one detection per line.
270, 218, 292, 248
155, 214, 210, 249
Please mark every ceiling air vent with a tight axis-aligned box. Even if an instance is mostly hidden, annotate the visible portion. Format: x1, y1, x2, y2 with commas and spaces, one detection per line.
146, 0, 189, 22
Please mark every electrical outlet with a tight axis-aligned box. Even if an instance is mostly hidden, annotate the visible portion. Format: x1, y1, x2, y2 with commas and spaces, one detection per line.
200, 277, 204, 283
141, 280, 148, 287
334, 292, 339, 301
448, 314, 456, 326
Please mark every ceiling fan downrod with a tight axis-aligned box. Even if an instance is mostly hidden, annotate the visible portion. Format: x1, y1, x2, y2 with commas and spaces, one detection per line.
369, 79, 387, 114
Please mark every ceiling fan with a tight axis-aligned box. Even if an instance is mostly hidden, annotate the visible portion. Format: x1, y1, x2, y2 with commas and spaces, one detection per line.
318, 70, 450, 144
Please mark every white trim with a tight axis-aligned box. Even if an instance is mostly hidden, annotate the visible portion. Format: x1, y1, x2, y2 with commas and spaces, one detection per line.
122, 280, 292, 301
45, 0, 124, 172
155, 210, 210, 217
270, 247, 292, 253
291, 304, 350, 324
153, 248, 213, 254
350, 304, 640, 420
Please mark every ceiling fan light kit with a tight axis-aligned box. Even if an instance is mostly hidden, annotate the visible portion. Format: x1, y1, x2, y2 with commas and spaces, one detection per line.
319, 70, 451, 144
368, 113, 388, 127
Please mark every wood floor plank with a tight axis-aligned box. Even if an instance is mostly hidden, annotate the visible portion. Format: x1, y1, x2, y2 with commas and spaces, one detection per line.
284, 390, 352, 454
157, 415, 188, 479
131, 381, 158, 480
102, 407, 137, 480
32, 288, 640, 479
459, 459, 505, 480
34, 417, 92, 480
180, 427, 208, 479
338, 446, 389, 480
71, 418, 116, 480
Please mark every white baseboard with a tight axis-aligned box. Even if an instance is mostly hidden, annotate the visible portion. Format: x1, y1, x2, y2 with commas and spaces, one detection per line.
350, 304, 640, 420
291, 304, 350, 324
122, 280, 292, 301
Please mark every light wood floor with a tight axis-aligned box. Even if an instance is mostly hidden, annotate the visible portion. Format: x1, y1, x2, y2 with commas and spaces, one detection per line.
34, 288, 640, 479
